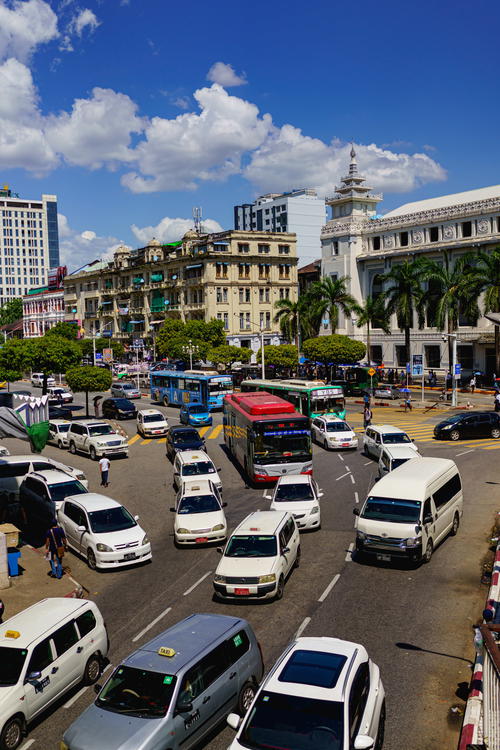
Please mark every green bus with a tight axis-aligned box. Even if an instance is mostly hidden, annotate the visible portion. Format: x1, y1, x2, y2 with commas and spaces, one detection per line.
240, 379, 346, 419
331, 365, 379, 396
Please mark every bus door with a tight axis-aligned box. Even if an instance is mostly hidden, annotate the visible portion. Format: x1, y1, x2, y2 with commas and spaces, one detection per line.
200, 380, 209, 405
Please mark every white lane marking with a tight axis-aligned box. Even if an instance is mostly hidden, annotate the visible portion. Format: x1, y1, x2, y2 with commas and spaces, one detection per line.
132, 606, 172, 642
355, 491, 359, 504
338, 454, 344, 462
456, 449, 474, 457
295, 616, 311, 638
350, 474, 356, 484
183, 571, 212, 596
102, 663, 113, 674
262, 489, 269, 498
345, 465, 350, 472
20, 741, 36, 750
64, 685, 89, 709
345, 543, 354, 561
318, 573, 340, 602
364, 461, 372, 466
336, 471, 351, 481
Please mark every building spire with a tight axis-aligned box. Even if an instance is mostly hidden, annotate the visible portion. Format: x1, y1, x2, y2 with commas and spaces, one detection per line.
349, 143, 358, 176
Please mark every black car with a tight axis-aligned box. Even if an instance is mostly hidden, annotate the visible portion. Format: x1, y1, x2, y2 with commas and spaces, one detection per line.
102, 397, 137, 420
434, 411, 500, 441
166, 425, 205, 460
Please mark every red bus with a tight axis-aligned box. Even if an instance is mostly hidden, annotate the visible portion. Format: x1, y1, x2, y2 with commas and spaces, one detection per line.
223, 391, 312, 484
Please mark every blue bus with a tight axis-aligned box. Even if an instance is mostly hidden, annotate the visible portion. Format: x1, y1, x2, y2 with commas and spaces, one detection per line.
150, 369, 233, 410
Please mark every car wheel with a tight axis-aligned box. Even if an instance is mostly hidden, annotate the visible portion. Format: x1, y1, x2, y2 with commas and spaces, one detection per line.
275, 575, 285, 600
87, 548, 97, 570
69, 441, 76, 455
375, 700, 386, 750
294, 546, 301, 568
83, 654, 102, 685
0, 716, 24, 750
323, 439, 329, 451
238, 681, 257, 716
492, 427, 500, 439
423, 539, 433, 564
57, 440, 64, 449
89, 446, 97, 461
163, 396, 169, 407
450, 430, 460, 441
450, 513, 460, 536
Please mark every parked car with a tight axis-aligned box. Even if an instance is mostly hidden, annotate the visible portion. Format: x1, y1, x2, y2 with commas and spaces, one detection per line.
31, 372, 55, 388
171, 479, 227, 545
166, 426, 205, 460
0, 455, 88, 500
265, 474, 322, 531
136, 408, 168, 437
19, 469, 88, 537
434, 411, 500, 441
0, 445, 9, 456
68, 420, 129, 460
373, 384, 401, 400
311, 415, 358, 450
47, 419, 72, 449
179, 402, 213, 426
110, 382, 141, 399
101, 398, 137, 420
47, 386, 73, 404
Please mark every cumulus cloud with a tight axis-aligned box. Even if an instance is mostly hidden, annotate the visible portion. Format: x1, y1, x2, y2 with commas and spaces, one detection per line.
58, 213, 121, 270
173, 96, 190, 110
70, 8, 100, 36
207, 61, 247, 87
0, 0, 58, 63
131, 216, 223, 245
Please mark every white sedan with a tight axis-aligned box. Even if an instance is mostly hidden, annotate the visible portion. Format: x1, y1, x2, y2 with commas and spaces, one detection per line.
311, 415, 358, 450
266, 474, 322, 531
136, 408, 169, 437
171, 479, 227, 545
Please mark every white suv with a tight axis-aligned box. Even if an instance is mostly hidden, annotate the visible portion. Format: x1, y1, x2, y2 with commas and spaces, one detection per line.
363, 424, 417, 459
31, 372, 55, 387
136, 408, 168, 437
171, 479, 227, 546
311, 415, 358, 451
266, 475, 322, 531
173, 450, 222, 492
227, 636, 386, 750
68, 420, 128, 460
213, 511, 300, 601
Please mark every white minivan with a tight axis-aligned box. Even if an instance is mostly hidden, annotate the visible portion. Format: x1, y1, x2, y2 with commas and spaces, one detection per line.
377, 444, 421, 478
354, 457, 463, 565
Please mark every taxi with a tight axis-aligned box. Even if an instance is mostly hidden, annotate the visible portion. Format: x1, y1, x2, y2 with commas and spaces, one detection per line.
136, 409, 169, 437
311, 415, 358, 450
170, 480, 227, 545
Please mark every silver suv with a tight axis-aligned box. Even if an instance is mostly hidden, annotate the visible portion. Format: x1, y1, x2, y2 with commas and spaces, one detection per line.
68, 420, 128, 460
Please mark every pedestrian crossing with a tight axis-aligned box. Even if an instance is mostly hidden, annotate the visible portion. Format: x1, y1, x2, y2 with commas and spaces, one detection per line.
127, 424, 224, 448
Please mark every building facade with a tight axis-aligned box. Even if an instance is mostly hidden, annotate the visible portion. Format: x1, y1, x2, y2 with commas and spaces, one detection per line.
64, 230, 298, 359
23, 266, 67, 338
234, 189, 326, 263
321, 148, 500, 377
0, 186, 59, 304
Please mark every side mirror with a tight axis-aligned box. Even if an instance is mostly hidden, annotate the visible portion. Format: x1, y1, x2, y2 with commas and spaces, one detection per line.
134, 515, 139, 521
423, 514, 433, 525
353, 508, 360, 516
217, 467, 222, 471
77, 525, 87, 533
94, 683, 102, 694
354, 736, 375, 750
216, 546, 223, 554
227, 712, 242, 731
282, 546, 290, 554
26, 670, 42, 684
176, 700, 193, 714
222, 502, 228, 508
318, 491, 324, 498
170, 507, 176, 512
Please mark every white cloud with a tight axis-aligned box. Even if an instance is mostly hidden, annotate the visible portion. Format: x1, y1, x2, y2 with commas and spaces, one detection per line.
58, 213, 121, 270
423, 144, 437, 153
173, 96, 190, 109
0, 0, 58, 63
70, 8, 100, 36
207, 61, 247, 87
131, 216, 223, 245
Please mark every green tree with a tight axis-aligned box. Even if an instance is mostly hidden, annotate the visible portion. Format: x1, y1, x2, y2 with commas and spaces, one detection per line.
0, 367, 23, 390
0, 339, 32, 375
461, 247, 500, 373
274, 299, 302, 347
208, 345, 252, 366
65, 366, 112, 416
302, 335, 366, 367
380, 259, 426, 363
256, 344, 299, 370
0, 298, 23, 326
308, 276, 358, 333
355, 296, 391, 363
79, 338, 125, 360
29, 336, 82, 393
45, 321, 78, 340
155, 318, 224, 361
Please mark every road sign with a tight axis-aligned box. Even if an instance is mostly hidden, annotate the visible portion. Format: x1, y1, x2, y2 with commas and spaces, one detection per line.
95, 353, 103, 361
103, 348, 113, 363
412, 354, 423, 377
406, 363, 411, 374
132, 338, 144, 349
368, 367, 376, 377
454, 363, 461, 379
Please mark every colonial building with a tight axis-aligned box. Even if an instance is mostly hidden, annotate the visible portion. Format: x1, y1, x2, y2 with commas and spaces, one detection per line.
321, 148, 500, 377
23, 267, 67, 338
64, 230, 298, 359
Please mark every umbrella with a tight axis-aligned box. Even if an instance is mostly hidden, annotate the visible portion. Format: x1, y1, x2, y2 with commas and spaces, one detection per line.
399, 388, 410, 393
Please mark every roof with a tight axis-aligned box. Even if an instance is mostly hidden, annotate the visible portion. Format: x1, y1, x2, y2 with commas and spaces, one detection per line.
370, 424, 408, 433
374, 457, 457, 499
48, 419, 71, 425
235, 510, 288, 535
176, 450, 211, 463
180, 479, 215, 494
0, 598, 90, 648
384, 184, 500, 218
276, 474, 313, 486
138, 409, 165, 416
298, 259, 321, 274
29, 469, 75, 484
70, 492, 121, 511
125, 614, 243, 675
380, 445, 421, 459
73, 420, 110, 426
225, 392, 302, 422
0, 320, 23, 333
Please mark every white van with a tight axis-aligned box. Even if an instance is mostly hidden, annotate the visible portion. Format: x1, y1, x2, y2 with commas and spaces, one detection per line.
354, 457, 463, 565
377, 444, 421, 478
0, 598, 108, 750
0, 455, 88, 501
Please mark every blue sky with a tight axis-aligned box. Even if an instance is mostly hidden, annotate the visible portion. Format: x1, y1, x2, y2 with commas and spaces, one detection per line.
0, 0, 499, 267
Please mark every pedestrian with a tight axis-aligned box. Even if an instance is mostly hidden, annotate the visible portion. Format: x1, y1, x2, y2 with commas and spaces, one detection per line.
99, 456, 110, 487
469, 375, 476, 394
45, 520, 67, 579
405, 394, 412, 412
363, 404, 372, 429
93, 395, 102, 418
495, 392, 500, 412
363, 391, 371, 407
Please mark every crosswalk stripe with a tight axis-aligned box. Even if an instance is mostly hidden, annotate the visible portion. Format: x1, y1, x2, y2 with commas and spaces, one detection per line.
158, 437, 166, 444
141, 439, 151, 445
210, 425, 223, 439
128, 434, 141, 445
198, 426, 211, 437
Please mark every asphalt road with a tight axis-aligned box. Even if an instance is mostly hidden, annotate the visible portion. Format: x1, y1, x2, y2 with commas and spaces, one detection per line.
3, 383, 499, 750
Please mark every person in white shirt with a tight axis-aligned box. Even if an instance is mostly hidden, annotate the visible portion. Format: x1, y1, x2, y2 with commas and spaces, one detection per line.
99, 456, 110, 487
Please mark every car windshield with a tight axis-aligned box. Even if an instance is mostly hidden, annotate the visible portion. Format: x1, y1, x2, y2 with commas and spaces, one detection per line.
88, 425, 114, 436
96, 665, 176, 717
382, 432, 411, 444
56, 424, 70, 433
253, 424, 311, 465
392, 458, 411, 470
326, 422, 349, 432
311, 395, 344, 413
114, 399, 133, 408
275, 484, 314, 502
121, 384, 135, 391
88, 506, 136, 533
182, 461, 215, 476
188, 405, 206, 414
143, 414, 163, 423
362, 496, 421, 523
0, 647, 27, 686
225, 535, 277, 557
240, 690, 344, 750
442, 415, 463, 425
49, 480, 87, 503
178, 494, 220, 514
174, 431, 199, 444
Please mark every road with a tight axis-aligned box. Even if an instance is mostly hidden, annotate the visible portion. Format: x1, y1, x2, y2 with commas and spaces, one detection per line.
2, 383, 498, 750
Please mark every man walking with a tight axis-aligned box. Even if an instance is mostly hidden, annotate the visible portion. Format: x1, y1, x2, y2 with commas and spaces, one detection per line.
363, 404, 372, 429
45, 520, 68, 579
99, 456, 110, 487
469, 375, 476, 394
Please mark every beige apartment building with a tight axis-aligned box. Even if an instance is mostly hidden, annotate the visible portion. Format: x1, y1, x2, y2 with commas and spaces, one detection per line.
64, 229, 298, 358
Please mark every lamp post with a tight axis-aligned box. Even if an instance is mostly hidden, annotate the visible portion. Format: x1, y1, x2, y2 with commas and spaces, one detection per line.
182, 339, 194, 370
234, 314, 265, 378
442, 332, 459, 407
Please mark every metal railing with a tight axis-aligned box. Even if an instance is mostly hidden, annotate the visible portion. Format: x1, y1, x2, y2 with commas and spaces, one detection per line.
481, 624, 500, 749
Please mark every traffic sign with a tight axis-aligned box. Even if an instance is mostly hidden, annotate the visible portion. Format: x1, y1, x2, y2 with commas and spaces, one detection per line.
132, 338, 144, 349
103, 348, 113, 363
454, 363, 461, 379
412, 354, 423, 377
95, 353, 103, 361
368, 367, 376, 377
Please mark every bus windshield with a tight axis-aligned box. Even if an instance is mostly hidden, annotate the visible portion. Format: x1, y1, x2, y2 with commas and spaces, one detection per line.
253, 422, 311, 464
310, 394, 344, 414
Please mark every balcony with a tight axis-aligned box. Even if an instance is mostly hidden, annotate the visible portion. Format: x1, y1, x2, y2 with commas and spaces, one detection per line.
84, 311, 97, 319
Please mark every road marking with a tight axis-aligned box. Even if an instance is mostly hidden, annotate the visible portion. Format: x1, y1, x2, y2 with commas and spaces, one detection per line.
338, 454, 344, 462
183, 571, 212, 596
63, 685, 89, 709
141, 439, 151, 445
132, 606, 172, 642
345, 542, 354, 561
318, 573, 340, 602
198, 426, 211, 437
210, 424, 223, 439
345, 465, 350, 472
336, 471, 351, 481
363, 461, 371, 466
158, 437, 166, 444
456, 449, 474, 457
20, 741, 36, 750
102, 663, 113, 675
128, 434, 141, 445
350, 474, 356, 484
295, 616, 311, 638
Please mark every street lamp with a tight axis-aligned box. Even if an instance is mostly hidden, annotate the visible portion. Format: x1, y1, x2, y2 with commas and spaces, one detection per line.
234, 314, 265, 378
442, 332, 459, 407
182, 339, 194, 370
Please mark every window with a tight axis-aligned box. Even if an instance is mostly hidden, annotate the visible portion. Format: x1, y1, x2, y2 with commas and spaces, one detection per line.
462, 221, 472, 238
265, 311, 271, 329
278, 264, 290, 279
458, 345, 473, 370
400, 231, 409, 246
425, 345, 441, 369
0, 462, 30, 478
238, 263, 250, 278
395, 345, 408, 367
433, 474, 461, 509
373, 236, 381, 251
258, 244, 270, 254
278, 245, 290, 255
239, 313, 244, 330
333, 241, 339, 255
27, 639, 53, 674
223, 312, 229, 330
429, 227, 439, 242
349, 663, 370, 741
238, 243, 249, 253
259, 288, 270, 303
258, 264, 270, 279
370, 345, 383, 364
53, 621, 79, 657
226, 630, 250, 664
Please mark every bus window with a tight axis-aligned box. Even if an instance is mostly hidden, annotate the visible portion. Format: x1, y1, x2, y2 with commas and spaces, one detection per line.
186, 380, 200, 393
177, 378, 185, 390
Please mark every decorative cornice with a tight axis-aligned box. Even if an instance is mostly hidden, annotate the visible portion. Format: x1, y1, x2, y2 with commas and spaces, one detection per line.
366, 196, 500, 232
321, 220, 370, 239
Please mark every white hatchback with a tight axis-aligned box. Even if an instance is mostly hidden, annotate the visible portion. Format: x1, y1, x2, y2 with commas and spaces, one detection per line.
363, 424, 417, 459
58, 492, 151, 570
311, 415, 358, 450
266, 475, 322, 531
171, 479, 227, 545
136, 408, 168, 437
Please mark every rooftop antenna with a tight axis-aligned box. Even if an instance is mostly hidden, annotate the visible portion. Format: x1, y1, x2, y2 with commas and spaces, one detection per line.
193, 206, 203, 234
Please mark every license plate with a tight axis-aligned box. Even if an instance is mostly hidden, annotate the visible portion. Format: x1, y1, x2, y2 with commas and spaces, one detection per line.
124, 552, 136, 561
234, 588, 249, 595
195, 537, 208, 544
341, 443, 350, 446
376, 554, 391, 562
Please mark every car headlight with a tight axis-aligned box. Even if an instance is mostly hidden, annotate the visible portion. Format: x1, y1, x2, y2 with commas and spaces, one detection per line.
177, 528, 190, 534
258, 574, 276, 584
357, 531, 366, 540
96, 543, 113, 552
310, 506, 320, 514
214, 574, 226, 583
404, 536, 421, 548
141, 534, 149, 545
96, 441, 106, 447
212, 524, 225, 531
76, 473, 86, 481
442, 424, 452, 430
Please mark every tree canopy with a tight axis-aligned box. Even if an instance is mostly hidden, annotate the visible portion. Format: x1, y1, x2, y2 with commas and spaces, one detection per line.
30, 336, 82, 376
302, 335, 366, 365
257, 344, 298, 369
65, 366, 112, 415
156, 318, 225, 361
0, 298, 23, 326
208, 345, 252, 366
79, 337, 125, 359
45, 321, 79, 340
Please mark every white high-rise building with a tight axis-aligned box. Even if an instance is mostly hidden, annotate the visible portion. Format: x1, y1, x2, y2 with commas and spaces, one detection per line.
234, 189, 326, 263
0, 186, 59, 304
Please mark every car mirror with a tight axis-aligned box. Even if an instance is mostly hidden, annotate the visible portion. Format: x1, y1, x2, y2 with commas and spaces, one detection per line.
216, 546, 224, 554
217, 467, 222, 471
353, 508, 360, 516
423, 513, 433, 525
94, 683, 102, 694
176, 700, 193, 714
227, 713, 242, 731
26, 670, 42, 684
222, 502, 228, 507
134, 515, 139, 521
282, 546, 290, 554
77, 525, 87, 533
318, 491, 324, 498
354, 736, 375, 750
170, 507, 176, 512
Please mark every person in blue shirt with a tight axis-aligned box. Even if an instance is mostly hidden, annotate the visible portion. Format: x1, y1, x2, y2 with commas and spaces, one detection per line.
45, 521, 68, 579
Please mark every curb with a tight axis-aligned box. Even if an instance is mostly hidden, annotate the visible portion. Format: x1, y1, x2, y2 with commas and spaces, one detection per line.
458, 537, 500, 750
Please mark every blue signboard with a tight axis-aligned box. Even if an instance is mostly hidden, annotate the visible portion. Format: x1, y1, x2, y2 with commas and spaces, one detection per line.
95, 353, 103, 361
412, 354, 423, 377
454, 363, 461, 379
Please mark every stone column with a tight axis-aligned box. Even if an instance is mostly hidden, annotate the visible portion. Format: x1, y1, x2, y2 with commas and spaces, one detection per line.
0, 533, 9, 590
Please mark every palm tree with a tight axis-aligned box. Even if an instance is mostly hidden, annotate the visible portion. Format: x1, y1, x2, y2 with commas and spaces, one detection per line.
274, 298, 301, 347
380, 259, 426, 364
308, 275, 358, 333
461, 247, 500, 373
355, 296, 391, 363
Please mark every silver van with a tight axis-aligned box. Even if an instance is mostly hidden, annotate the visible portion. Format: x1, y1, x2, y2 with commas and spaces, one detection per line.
62, 613, 264, 750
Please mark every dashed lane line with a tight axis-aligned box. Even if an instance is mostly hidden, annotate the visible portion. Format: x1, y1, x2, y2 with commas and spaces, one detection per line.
295, 616, 311, 639
338, 454, 344, 462
350, 474, 356, 484
183, 571, 212, 596
336, 471, 351, 481
141, 439, 151, 445
456, 449, 475, 457
19, 741, 36, 750
355, 492, 359, 503
132, 606, 172, 643
345, 543, 354, 561
318, 573, 341, 603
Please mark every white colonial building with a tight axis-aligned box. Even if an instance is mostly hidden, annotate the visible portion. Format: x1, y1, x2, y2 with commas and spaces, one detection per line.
321, 148, 500, 377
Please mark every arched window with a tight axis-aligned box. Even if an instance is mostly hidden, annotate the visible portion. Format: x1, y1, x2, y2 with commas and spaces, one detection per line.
371, 274, 384, 329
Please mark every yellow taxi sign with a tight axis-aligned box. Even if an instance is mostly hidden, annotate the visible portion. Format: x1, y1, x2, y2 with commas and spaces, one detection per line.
4, 630, 20, 639
158, 646, 176, 658
368, 367, 376, 377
